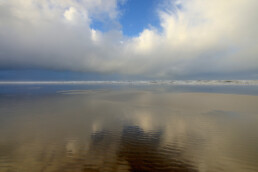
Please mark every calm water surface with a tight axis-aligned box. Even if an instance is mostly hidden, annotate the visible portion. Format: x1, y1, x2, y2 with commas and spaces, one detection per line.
0, 85, 258, 172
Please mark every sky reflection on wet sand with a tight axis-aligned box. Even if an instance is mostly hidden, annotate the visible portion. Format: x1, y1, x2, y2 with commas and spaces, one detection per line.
0, 90, 258, 172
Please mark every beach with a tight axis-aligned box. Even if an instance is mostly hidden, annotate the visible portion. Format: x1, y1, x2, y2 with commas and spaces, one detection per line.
0, 84, 258, 171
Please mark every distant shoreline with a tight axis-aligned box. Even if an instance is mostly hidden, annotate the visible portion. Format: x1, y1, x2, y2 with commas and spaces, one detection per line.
0, 80, 258, 85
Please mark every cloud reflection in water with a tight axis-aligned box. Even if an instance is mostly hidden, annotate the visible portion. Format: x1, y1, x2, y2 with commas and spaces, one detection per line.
0, 90, 258, 171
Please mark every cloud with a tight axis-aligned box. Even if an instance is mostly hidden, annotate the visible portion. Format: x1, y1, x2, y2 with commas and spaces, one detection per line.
0, 0, 257, 79
124, 0, 258, 77
64, 7, 78, 22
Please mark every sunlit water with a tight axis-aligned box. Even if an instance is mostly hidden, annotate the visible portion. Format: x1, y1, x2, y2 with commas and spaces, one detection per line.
0, 84, 258, 172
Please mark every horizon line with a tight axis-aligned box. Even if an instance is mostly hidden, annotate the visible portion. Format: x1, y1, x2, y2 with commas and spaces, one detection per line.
0, 80, 258, 85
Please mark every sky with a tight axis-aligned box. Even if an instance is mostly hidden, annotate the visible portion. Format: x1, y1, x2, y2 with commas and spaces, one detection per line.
0, 0, 258, 80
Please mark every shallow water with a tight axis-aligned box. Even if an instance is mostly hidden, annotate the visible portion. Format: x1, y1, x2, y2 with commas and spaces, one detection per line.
0, 86, 258, 172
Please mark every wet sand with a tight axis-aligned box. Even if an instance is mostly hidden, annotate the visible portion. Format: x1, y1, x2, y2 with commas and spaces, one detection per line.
0, 89, 258, 171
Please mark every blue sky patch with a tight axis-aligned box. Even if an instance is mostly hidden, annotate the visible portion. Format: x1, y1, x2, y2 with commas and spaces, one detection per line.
118, 0, 161, 36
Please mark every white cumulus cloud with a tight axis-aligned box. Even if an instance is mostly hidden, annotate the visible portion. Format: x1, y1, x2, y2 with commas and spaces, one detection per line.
0, 0, 257, 79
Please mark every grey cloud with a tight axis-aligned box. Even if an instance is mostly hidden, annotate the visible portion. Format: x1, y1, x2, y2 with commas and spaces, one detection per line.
0, 0, 258, 79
